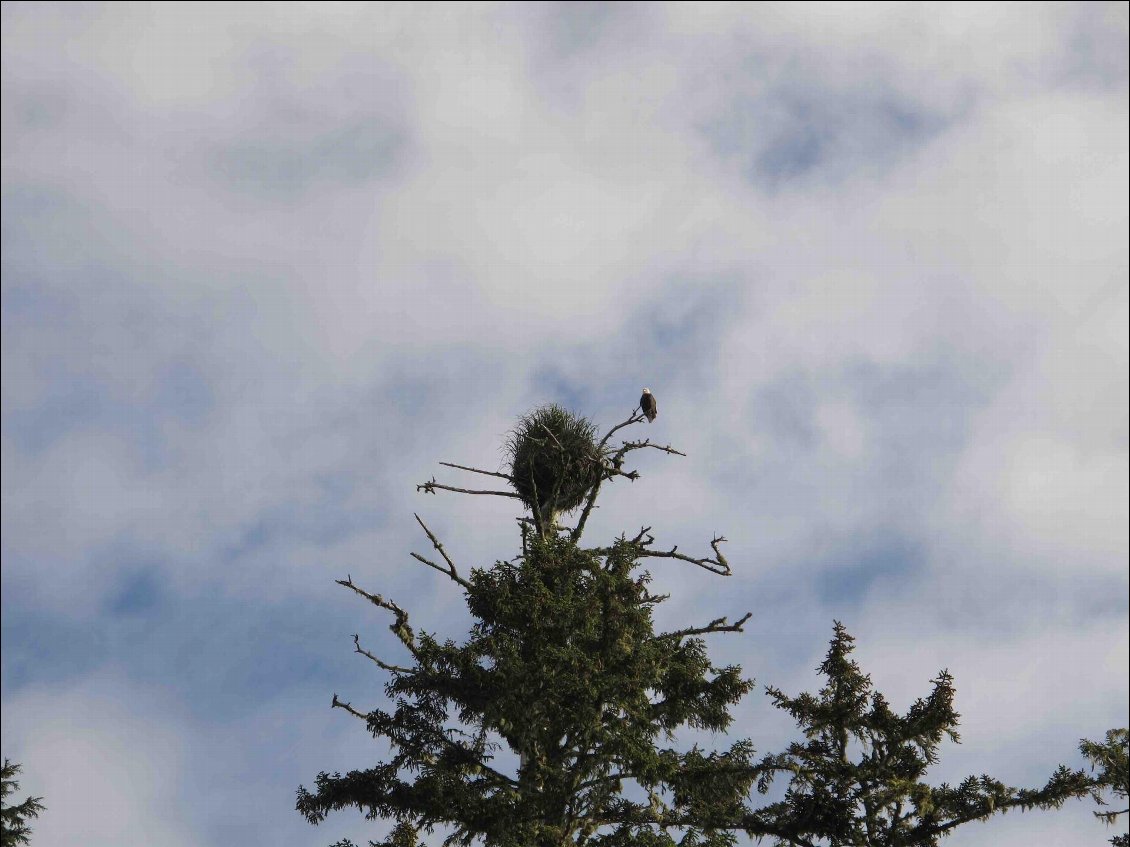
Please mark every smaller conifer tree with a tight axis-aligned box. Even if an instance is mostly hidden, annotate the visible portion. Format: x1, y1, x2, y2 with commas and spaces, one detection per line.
744, 623, 1092, 846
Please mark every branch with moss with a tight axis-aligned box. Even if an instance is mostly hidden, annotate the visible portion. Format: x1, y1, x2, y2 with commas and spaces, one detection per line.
1082, 728, 1130, 846
335, 575, 419, 658
656, 612, 753, 641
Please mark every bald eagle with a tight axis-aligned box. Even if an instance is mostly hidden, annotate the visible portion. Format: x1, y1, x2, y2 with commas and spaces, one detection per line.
640, 388, 657, 423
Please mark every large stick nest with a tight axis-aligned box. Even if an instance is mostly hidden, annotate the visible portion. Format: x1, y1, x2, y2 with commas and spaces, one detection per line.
506, 404, 603, 515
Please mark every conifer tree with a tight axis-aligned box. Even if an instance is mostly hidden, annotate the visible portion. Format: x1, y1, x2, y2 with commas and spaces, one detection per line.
1081, 729, 1129, 846
0, 759, 45, 847
298, 405, 757, 846
744, 623, 1093, 846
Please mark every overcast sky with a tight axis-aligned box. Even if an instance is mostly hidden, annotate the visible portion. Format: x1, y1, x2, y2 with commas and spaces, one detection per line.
1, 3, 1127, 845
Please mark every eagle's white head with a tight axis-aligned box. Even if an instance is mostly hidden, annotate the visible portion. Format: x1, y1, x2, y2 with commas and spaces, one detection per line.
642, 387, 651, 394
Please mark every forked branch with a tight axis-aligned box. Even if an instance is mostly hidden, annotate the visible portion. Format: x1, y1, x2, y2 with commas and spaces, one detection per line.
351, 633, 413, 674
598, 410, 647, 449
411, 513, 472, 589
614, 438, 687, 461
571, 412, 675, 543
607, 528, 732, 576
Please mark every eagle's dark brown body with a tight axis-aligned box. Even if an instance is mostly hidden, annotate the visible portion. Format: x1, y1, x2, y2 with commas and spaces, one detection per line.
640, 389, 657, 422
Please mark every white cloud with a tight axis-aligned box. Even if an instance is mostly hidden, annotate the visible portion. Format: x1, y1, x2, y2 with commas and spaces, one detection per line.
0, 677, 194, 847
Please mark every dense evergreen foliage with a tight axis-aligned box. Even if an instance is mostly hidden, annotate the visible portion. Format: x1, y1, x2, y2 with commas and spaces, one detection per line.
0, 760, 44, 847
299, 404, 1123, 846
299, 532, 754, 846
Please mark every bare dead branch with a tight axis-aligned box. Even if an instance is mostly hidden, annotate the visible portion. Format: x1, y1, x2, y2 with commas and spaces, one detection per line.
602, 466, 641, 482
523, 471, 547, 539
634, 535, 731, 575
352, 633, 413, 674
570, 477, 603, 543
438, 462, 514, 482
336, 575, 419, 655
596, 432, 684, 490
566, 413, 686, 545
568, 437, 647, 544
599, 531, 732, 576
544, 470, 567, 531
412, 513, 472, 589
617, 438, 687, 459
655, 611, 753, 641
410, 552, 474, 589
598, 410, 646, 449
331, 693, 370, 722
417, 477, 523, 499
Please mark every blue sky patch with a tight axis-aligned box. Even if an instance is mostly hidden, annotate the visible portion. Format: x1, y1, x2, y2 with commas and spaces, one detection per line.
704, 76, 952, 189
814, 534, 923, 606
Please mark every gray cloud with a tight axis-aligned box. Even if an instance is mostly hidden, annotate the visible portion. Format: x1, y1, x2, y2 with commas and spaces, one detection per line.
202, 50, 411, 199
704, 72, 954, 188
211, 115, 405, 198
